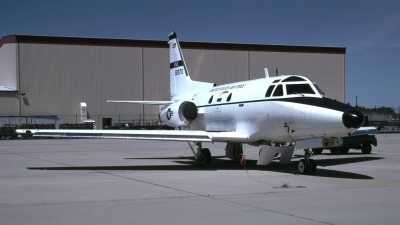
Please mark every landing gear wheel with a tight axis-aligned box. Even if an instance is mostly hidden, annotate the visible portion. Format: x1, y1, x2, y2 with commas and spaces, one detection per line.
298, 149, 317, 175
232, 143, 243, 160
298, 159, 307, 174
339, 147, 350, 154
199, 148, 212, 165
307, 159, 317, 174
361, 142, 372, 154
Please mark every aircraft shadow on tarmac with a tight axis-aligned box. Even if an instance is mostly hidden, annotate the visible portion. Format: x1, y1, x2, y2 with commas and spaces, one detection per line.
28, 155, 383, 180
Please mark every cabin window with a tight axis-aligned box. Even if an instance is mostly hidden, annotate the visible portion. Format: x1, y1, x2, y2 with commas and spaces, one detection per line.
282, 76, 306, 82
217, 98, 222, 102
265, 85, 275, 97
286, 84, 315, 95
272, 85, 284, 97
272, 79, 280, 83
227, 93, 232, 102
208, 95, 213, 104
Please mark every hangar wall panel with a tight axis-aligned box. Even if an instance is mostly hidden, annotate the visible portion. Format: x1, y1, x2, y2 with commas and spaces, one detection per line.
0, 92, 20, 115
182, 49, 249, 85
142, 47, 169, 121
0, 43, 19, 114
0, 43, 18, 91
18, 43, 144, 124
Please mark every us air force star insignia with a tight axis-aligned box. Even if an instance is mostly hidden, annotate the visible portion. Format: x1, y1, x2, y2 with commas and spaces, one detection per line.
166, 108, 173, 120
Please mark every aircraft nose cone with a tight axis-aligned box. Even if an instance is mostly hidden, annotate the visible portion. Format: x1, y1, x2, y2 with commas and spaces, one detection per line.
342, 109, 364, 128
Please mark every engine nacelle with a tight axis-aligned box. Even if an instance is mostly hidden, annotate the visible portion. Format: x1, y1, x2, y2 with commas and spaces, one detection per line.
159, 101, 198, 127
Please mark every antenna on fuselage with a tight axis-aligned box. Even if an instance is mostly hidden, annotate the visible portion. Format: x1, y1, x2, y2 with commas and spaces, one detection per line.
264, 68, 269, 78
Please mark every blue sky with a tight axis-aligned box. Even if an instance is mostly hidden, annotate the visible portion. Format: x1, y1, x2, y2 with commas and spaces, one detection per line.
1, 0, 399, 109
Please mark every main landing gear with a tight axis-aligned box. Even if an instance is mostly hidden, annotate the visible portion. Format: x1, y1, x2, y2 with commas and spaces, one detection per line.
297, 148, 317, 175
188, 142, 212, 166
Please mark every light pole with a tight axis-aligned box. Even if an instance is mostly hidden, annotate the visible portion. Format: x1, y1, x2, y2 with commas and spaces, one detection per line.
356, 96, 358, 108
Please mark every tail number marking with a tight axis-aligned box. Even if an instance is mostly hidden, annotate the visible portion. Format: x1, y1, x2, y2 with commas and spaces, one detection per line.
174, 69, 184, 75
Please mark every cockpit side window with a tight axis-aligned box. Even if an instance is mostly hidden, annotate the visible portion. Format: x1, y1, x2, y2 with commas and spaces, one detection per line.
272, 84, 284, 97
286, 84, 315, 95
265, 85, 275, 97
272, 79, 280, 83
312, 83, 325, 97
227, 93, 232, 102
208, 95, 213, 104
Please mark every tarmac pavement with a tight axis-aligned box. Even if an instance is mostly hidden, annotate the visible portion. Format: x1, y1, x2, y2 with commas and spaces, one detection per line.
1, 133, 399, 225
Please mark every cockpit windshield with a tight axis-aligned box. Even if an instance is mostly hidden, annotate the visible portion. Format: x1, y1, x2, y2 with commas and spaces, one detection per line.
265, 76, 326, 98
312, 82, 325, 97
286, 84, 315, 95
282, 76, 306, 82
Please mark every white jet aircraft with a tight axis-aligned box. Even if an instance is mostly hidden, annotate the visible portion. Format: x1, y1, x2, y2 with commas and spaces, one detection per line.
26, 32, 365, 174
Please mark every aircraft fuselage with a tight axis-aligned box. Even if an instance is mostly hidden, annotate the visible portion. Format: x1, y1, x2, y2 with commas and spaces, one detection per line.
173, 76, 362, 143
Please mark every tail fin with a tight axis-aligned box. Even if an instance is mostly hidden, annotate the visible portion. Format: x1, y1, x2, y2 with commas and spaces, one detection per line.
168, 32, 214, 99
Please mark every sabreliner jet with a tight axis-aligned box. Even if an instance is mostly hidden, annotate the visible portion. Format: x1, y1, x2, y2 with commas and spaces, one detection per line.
18, 32, 364, 174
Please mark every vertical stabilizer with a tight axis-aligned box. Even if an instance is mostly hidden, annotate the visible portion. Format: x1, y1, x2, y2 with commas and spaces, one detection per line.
168, 32, 214, 99
168, 32, 191, 98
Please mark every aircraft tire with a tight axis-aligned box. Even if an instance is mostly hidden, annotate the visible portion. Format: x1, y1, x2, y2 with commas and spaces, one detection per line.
298, 159, 307, 174
232, 144, 243, 160
200, 148, 212, 165
307, 159, 317, 174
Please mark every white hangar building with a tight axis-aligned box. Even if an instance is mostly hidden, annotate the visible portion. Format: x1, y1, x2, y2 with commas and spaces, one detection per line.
0, 34, 346, 128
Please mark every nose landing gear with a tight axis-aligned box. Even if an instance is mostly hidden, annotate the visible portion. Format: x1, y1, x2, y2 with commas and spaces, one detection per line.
298, 149, 317, 175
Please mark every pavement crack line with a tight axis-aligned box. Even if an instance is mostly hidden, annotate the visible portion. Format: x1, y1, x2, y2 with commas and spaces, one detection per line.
1, 149, 77, 167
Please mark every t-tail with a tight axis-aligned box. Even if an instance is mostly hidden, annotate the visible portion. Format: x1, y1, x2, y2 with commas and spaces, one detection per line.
168, 32, 214, 99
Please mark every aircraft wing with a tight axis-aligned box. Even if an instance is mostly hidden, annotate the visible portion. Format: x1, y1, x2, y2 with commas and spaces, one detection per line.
107, 100, 173, 105
16, 129, 248, 143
